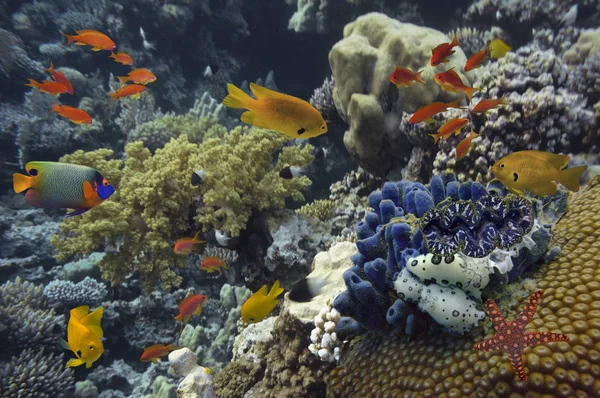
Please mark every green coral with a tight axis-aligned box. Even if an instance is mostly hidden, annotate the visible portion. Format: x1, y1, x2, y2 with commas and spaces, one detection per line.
129, 114, 227, 152
297, 199, 336, 221
51, 126, 313, 291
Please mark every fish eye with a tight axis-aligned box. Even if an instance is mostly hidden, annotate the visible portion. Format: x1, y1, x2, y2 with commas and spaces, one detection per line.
88, 345, 94, 350
29, 168, 38, 176
321, 125, 326, 130
500, 164, 504, 169
102, 178, 109, 186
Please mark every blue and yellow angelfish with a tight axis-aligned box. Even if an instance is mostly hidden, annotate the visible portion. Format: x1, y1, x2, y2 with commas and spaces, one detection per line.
13, 161, 115, 217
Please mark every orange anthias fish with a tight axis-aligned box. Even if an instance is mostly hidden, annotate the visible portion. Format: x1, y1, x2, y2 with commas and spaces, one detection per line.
429, 117, 469, 144
174, 294, 207, 332
116, 68, 157, 85
464, 48, 489, 72
390, 67, 425, 88
173, 231, 205, 255
25, 79, 69, 95
431, 36, 460, 66
200, 256, 229, 273
408, 100, 461, 124
50, 103, 92, 125
456, 130, 480, 159
434, 69, 479, 102
472, 97, 506, 113
63, 29, 116, 51
110, 84, 147, 100
109, 51, 134, 65
491, 150, 588, 196
47, 63, 74, 94
140, 344, 178, 364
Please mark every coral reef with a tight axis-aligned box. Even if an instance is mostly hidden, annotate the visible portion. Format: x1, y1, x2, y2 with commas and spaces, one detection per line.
308, 306, 342, 362
43, 276, 108, 308
297, 199, 336, 221
326, 176, 600, 396
169, 348, 215, 398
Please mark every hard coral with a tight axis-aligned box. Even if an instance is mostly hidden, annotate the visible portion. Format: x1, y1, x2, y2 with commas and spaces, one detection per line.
327, 177, 600, 396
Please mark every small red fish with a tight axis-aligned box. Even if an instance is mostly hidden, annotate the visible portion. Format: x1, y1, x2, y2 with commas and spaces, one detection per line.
472, 97, 506, 113
434, 69, 479, 102
174, 294, 207, 332
25, 79, 69, 95
390, 67, 425, 88
140, 344, 178, 364
200, 256, 229, 273
431, 36, 460, 66
408, 100, 461, 124
109, 84, 147, 100
464, 48, 489, 72
50, 103, 92, 125
63, 29, 116, 51
47, 63, 74, 94
109, 51, 134, 65
116, 68, 157, 85
456, 130, 480, 159
173, 231, 205, 255
429, 117, 469, 144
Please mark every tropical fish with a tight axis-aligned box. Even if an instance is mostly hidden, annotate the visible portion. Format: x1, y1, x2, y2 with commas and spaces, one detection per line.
313, 147, 329, 162
63, 305, 104, 368
456, 130, 480, 160
139, 27, 156, 51
489, 39, 511, 59
464, 48, 489, 72
559, 5, 578, 27
13, 162, 115, 217
431, 36, 460, 66
24, 79, 69, 95
173, 231, 205, 255
47, 63, 74, 94
408, 100, 461, 124
174, 294, 207, 332
109, 84, 147, 100
279, 166, 307, 179
491, 150, 588, 196
50, 103, 92, 125
389, 67, 425, 88
109, 51, 134, 65
429, 117, 469, 144
434, 69, 479, 102
200, 256, 229, 273
241, 280, 284, 323
191, 169, 206, 186
62, 29, 116, 51
116, 68, 157, 85
223, 83, 328, 140
140, 344, 178, 364
472, 97, 506, 113
288, 276, 331, 303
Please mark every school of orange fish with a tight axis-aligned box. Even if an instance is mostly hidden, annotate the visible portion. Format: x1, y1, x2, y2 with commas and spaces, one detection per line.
16, 29, 589, 370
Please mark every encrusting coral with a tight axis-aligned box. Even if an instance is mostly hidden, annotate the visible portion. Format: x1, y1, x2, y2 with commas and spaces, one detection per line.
51, 127, 312, 291
326, 176, 600, 396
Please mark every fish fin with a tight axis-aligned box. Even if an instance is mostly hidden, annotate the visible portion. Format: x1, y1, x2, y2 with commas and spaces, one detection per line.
447, 100, 461, 109
223, 83, 252, 109
528, 181, 559, 196
268, 280, 284, 300
50, 103, 61, 114
91, 47, 102, 51
74, 42, 87, 46
518, 150, 571, 169
109, 52, 116, 59
47, 62, 55, 73
193, 306, 202, 316
152, 359, 159, 364
66, 358, 84, 368
450, 36, 460, 47
66, 208, 91, 218
240, 111, 270, 129
556, 165, 588, 193
81, 314, 104, 338
425, 118, 436, 125
429, 134, 440, 144
131, 93, 141, 99
248, 82, 281, 100
12, 173, 32, 193
192, 231, 205, 244
60, 339, 71, 351
116, 76, 129, 85
414, 70, 426, 84
61, 32, 75, 45
463, 87, 480, 102
24, 78, 39, 88
256, 284, 269, 297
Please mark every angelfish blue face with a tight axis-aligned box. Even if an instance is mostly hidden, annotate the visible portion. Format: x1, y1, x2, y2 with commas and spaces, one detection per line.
94, 172, 115, 200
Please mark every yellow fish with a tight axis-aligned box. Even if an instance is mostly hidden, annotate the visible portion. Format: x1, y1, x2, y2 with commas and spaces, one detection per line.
491, 150, 588, 196
489, 39, 511, 59
241, 280, 284, 323
222, 83, 328, 139
63, 305, 104, 368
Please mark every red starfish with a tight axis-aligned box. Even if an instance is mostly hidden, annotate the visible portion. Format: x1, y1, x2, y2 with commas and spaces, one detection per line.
473, 290, 569, 381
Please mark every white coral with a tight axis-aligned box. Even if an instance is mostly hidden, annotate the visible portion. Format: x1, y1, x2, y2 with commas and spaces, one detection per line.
308, 306, 342, 363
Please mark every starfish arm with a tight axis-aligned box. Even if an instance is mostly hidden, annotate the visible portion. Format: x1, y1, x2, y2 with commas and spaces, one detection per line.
483, 299, 508, 330
522, 331, 569, 347
506, 350, 527, 381
473, 336, 501, 352
513, 290, 543, 331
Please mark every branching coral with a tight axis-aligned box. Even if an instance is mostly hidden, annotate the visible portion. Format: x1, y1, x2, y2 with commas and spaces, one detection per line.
44, 277, 108, 308
297, 199, 336, 221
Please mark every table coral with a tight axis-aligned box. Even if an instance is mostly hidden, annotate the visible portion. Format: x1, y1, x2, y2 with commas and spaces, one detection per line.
326, 176, 600, 397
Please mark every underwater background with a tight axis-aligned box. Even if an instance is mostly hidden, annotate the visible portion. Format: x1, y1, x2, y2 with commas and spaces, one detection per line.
1, 0, 600, 397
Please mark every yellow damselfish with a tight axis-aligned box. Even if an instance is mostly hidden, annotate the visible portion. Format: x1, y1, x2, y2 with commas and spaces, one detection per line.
241, 280, 284, 323
491, 150, 588, 196
489, 39, 511, 59
63, 305, 104, 368
222, 83, 328, 139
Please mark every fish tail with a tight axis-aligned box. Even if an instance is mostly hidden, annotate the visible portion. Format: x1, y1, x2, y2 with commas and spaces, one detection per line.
47, 62, 54, 73
414, 70, 426, 84
222, 83, 252, 109
192, 231, 205, 244
66, 358, 84, 368
24, 78, 39, 88
116, 76, 129, 85
13, 173, 32, 193
429, 133, 440, 144
451, 35, 460, 47
557, 165, 588, 192
463, 87, 480, 102
268, 280, 284, 300
49, 102, 61, 114
447, 100, 460, 109
62, 32, 76, 45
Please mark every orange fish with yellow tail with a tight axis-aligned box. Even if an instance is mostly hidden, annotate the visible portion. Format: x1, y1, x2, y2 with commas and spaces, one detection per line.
464, 48, 489, 72
50, 103, 92, 125
174, 294, 207, 332
408, 100, 461, 124
200, 256, 229, 273
429, 117, 469, 144
472, 97, 506, 113
62, 29, 116, 51
455, 130, 480, 159
116, 68, 156, 85
109, 51, 134, 65
140, 344, 178, 364
431, 36, 460, 66
110, 84, 147, 100
390, 67, 425, 88
434, 68, 479, 102
173, 231, 205, 255
25, 79, 69, 95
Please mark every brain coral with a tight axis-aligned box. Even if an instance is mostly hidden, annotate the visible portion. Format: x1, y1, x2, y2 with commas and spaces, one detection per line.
327, 177, 600, 397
